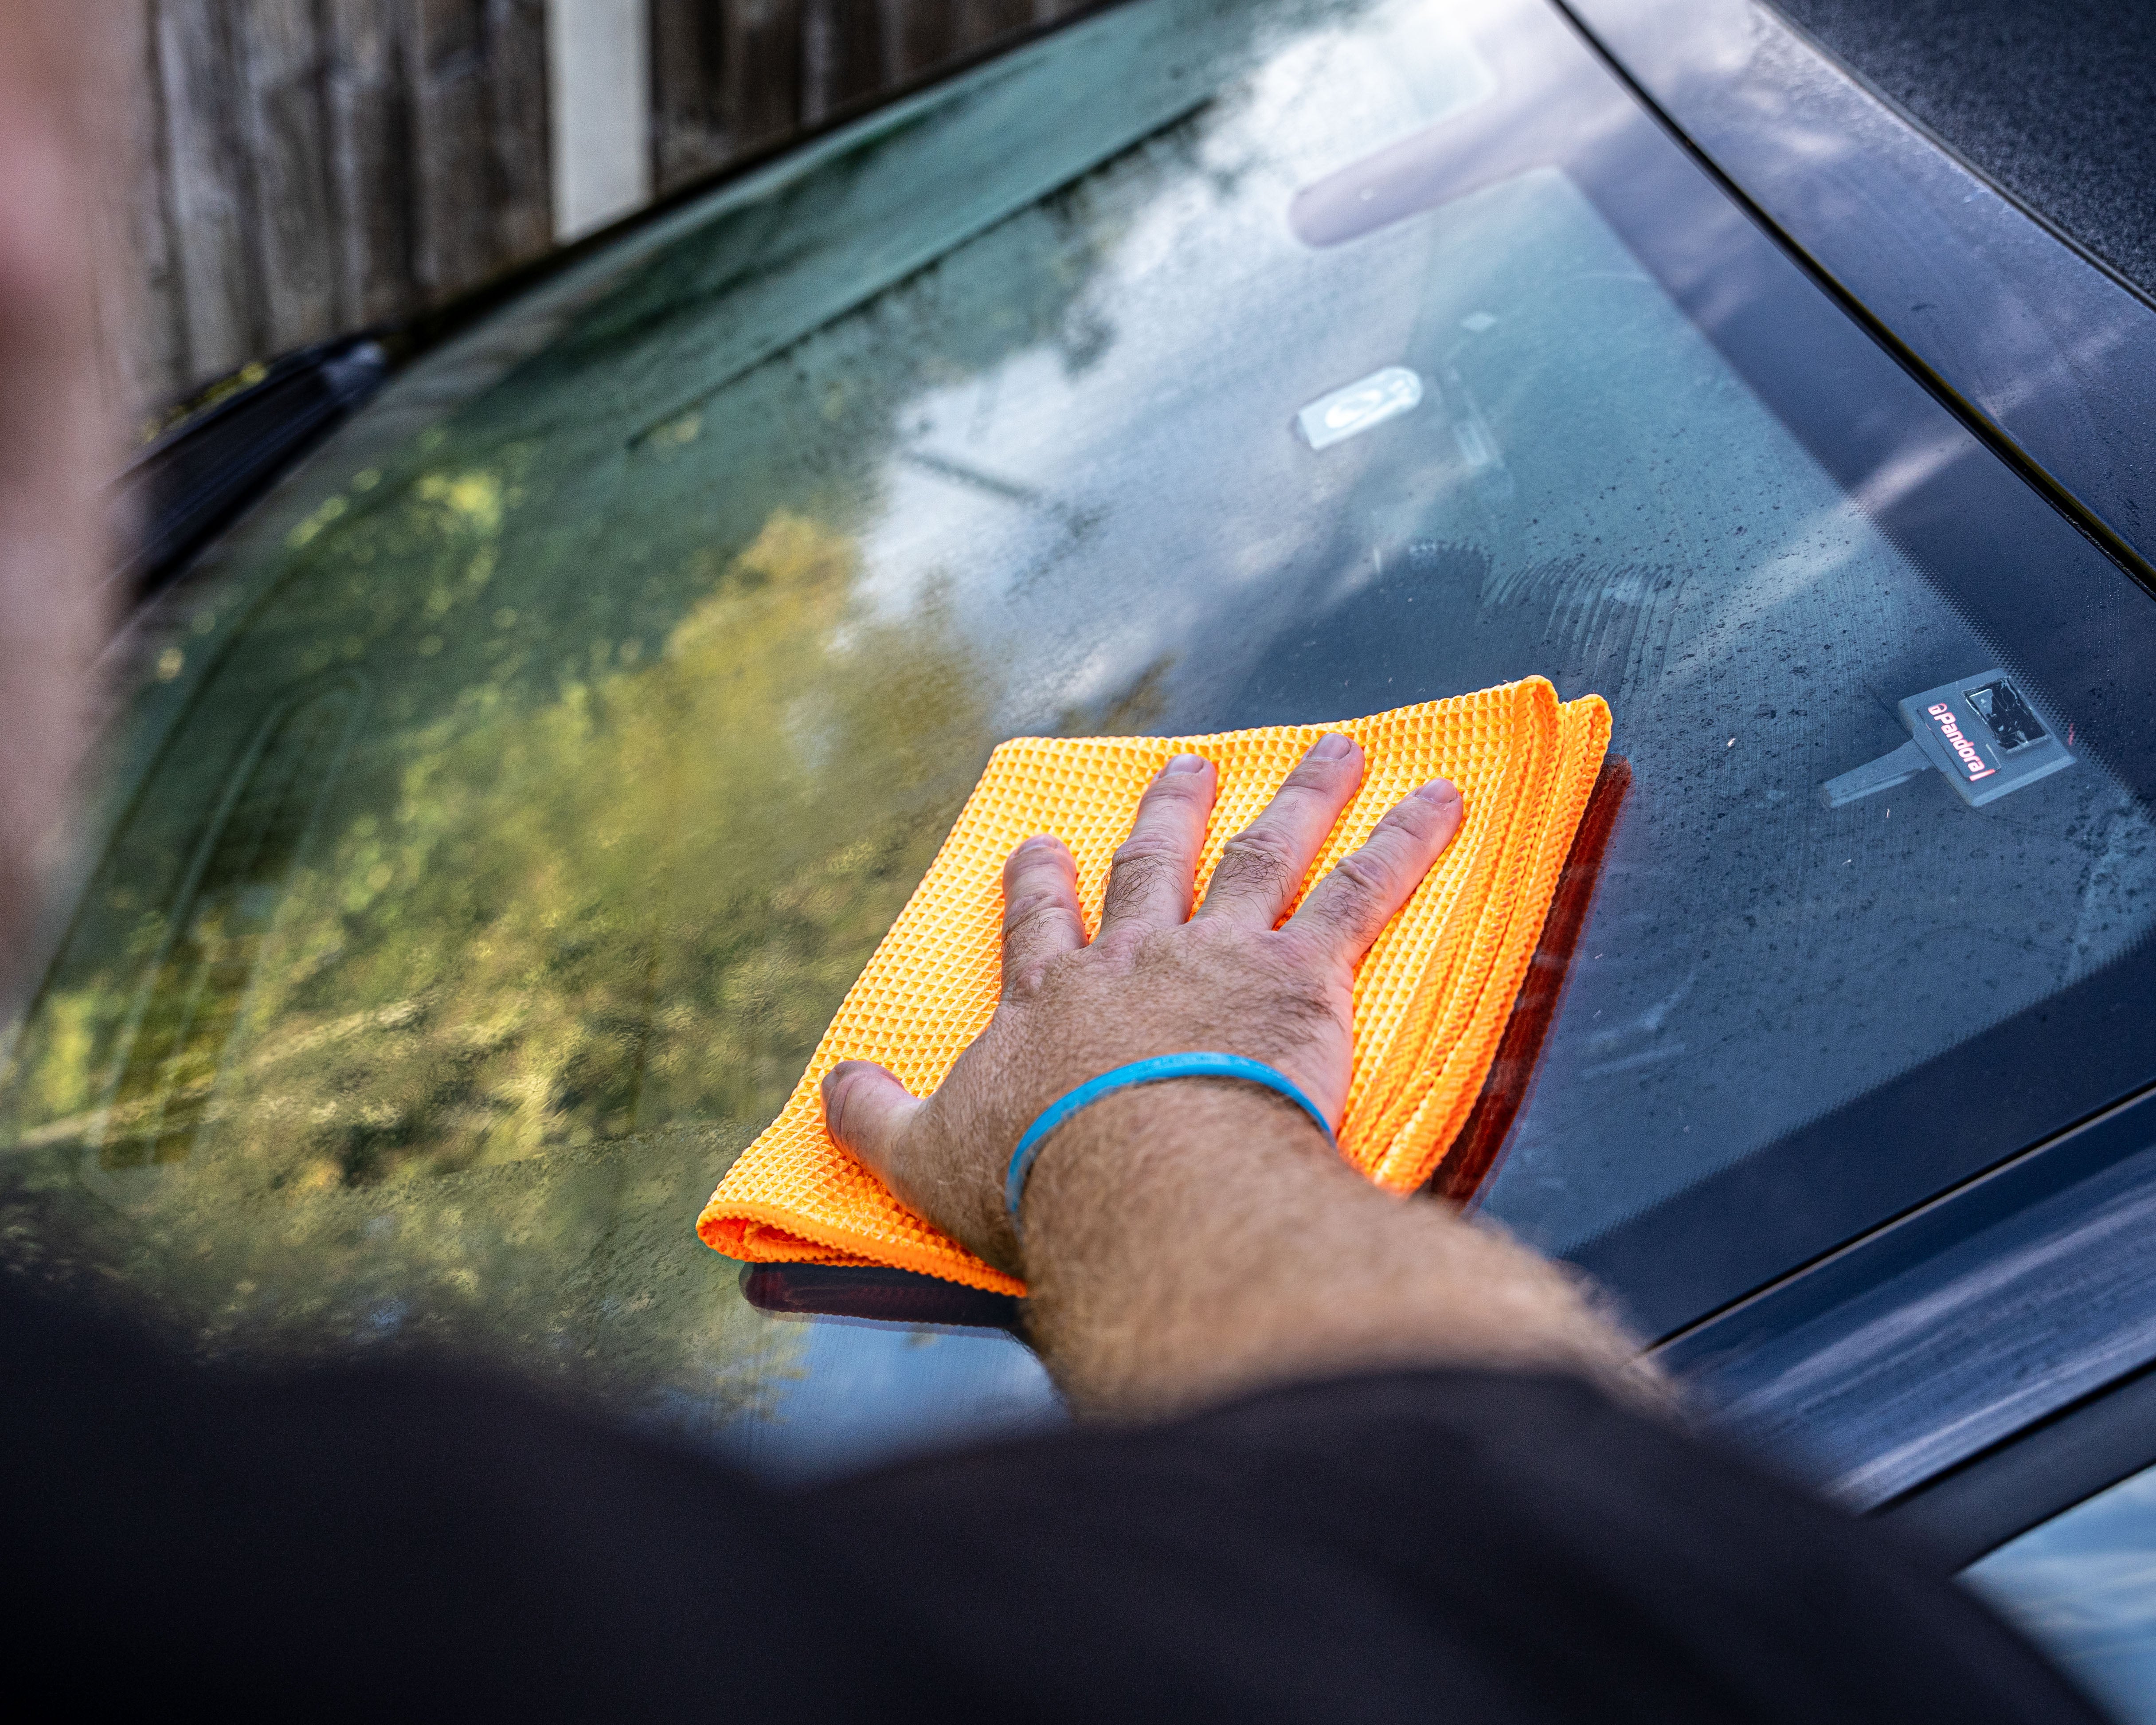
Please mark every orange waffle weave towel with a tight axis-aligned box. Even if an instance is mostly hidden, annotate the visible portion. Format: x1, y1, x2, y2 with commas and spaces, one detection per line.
698, 676, 1610, 1295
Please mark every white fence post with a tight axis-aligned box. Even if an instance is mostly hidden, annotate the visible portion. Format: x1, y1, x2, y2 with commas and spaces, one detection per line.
547, 0, 653, 243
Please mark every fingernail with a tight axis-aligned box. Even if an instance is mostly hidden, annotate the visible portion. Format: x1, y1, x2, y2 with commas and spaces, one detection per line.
1414, 778, 1461, 804
1310, 733, 1355, 761
1162, 753, 1209, 775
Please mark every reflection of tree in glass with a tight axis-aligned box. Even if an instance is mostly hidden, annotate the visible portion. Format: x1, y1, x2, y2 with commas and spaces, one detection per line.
99, 679, 364, 1171
192, 510, 981, 1192
0, 57, 1189, 1410
5, 60, 1213, 1184
0, 502, 978, 1410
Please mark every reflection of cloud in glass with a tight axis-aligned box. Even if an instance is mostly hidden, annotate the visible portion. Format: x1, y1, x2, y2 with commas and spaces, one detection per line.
1240, 0, 1496, 184
849, 43, 1464, 732
1968, 1463, 2156, 1721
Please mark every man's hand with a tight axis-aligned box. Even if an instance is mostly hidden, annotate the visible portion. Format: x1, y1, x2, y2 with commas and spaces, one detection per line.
821, 734, 1463, 1278
821, 732, 1651, 1419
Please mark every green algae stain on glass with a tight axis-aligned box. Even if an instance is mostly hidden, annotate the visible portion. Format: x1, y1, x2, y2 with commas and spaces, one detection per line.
15, 501, 990, 1194
99, 676, 364, 1177
232, 506, 986, 1191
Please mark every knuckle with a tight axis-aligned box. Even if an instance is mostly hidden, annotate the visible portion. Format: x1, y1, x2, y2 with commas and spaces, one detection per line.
1004, 939, 1082, 1000
1380, 796, 1442, 841
1285, 751, 1353, 788
1143, 772, 1208, 806
1002, 956, 1052, 1000
1180, 915, 1244, 960
1328, 851, 1392, 901
1215, 827, 1300, 890
1104, 845, 1187, 911
1089, 925, 1147, 968
1321, 855, 1398, 933
1002, 836, 1061, 877
1110, 832, 1183, 872
1003, 967, 1042, 1002
1002, 887, 1072, 934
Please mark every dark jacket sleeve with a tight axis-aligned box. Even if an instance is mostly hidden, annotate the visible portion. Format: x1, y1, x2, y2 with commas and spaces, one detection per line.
0, 1279, 2101, 1723
813, 1370, 2104, 1725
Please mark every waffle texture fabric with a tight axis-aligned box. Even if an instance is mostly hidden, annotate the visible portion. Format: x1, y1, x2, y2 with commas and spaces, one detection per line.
697, 677, 1610, 1294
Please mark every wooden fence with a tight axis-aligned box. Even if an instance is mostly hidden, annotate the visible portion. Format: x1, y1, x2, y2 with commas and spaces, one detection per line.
102, 0, 1080, 427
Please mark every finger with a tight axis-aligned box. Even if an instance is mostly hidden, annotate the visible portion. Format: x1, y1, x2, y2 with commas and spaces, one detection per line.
1287, 778, 1463, 968
1000, 835, 1085, 992
822, 1060, 924, 1179
1196, 732, 1364, 929
1096, 753, 1216, 938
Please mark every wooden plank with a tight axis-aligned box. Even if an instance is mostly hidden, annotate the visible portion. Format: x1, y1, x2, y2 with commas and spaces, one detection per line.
884, 0, 961, 80
120, 0, 1064, 397
155, 0, 266, 380
658, 0, 1024, 196
651, 0, 733, 195
406, 0, 495, 301
321, 0, 419, 330
486, 0, 553, 266
407, 0, 552, 303
955, 0, 1032, 51
801, 0, 887, 123
232, 0, 340, 354
96, 0, 186, 423
723, 0, 804, 152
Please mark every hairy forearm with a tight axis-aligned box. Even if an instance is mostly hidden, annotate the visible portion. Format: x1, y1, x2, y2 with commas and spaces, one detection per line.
1021, 1082, 1663, 1418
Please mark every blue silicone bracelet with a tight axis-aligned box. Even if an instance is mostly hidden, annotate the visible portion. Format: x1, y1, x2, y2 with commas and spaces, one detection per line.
1003, 1052, 1336, 1231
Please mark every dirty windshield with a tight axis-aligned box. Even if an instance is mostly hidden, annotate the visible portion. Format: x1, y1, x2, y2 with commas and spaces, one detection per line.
6, 0, 2154, 1470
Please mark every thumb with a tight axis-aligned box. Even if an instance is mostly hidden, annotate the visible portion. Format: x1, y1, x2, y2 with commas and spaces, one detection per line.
821, 1059, 922, 1181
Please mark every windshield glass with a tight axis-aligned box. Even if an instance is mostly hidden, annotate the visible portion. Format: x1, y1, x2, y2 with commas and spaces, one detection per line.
1966, 1462, 2156, 1723
6, 0, 2155, 1466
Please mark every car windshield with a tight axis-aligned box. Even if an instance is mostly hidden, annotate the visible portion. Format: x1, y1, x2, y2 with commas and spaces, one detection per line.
6, 0, 2154, 1468
1966, 1463, 2156, 1723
